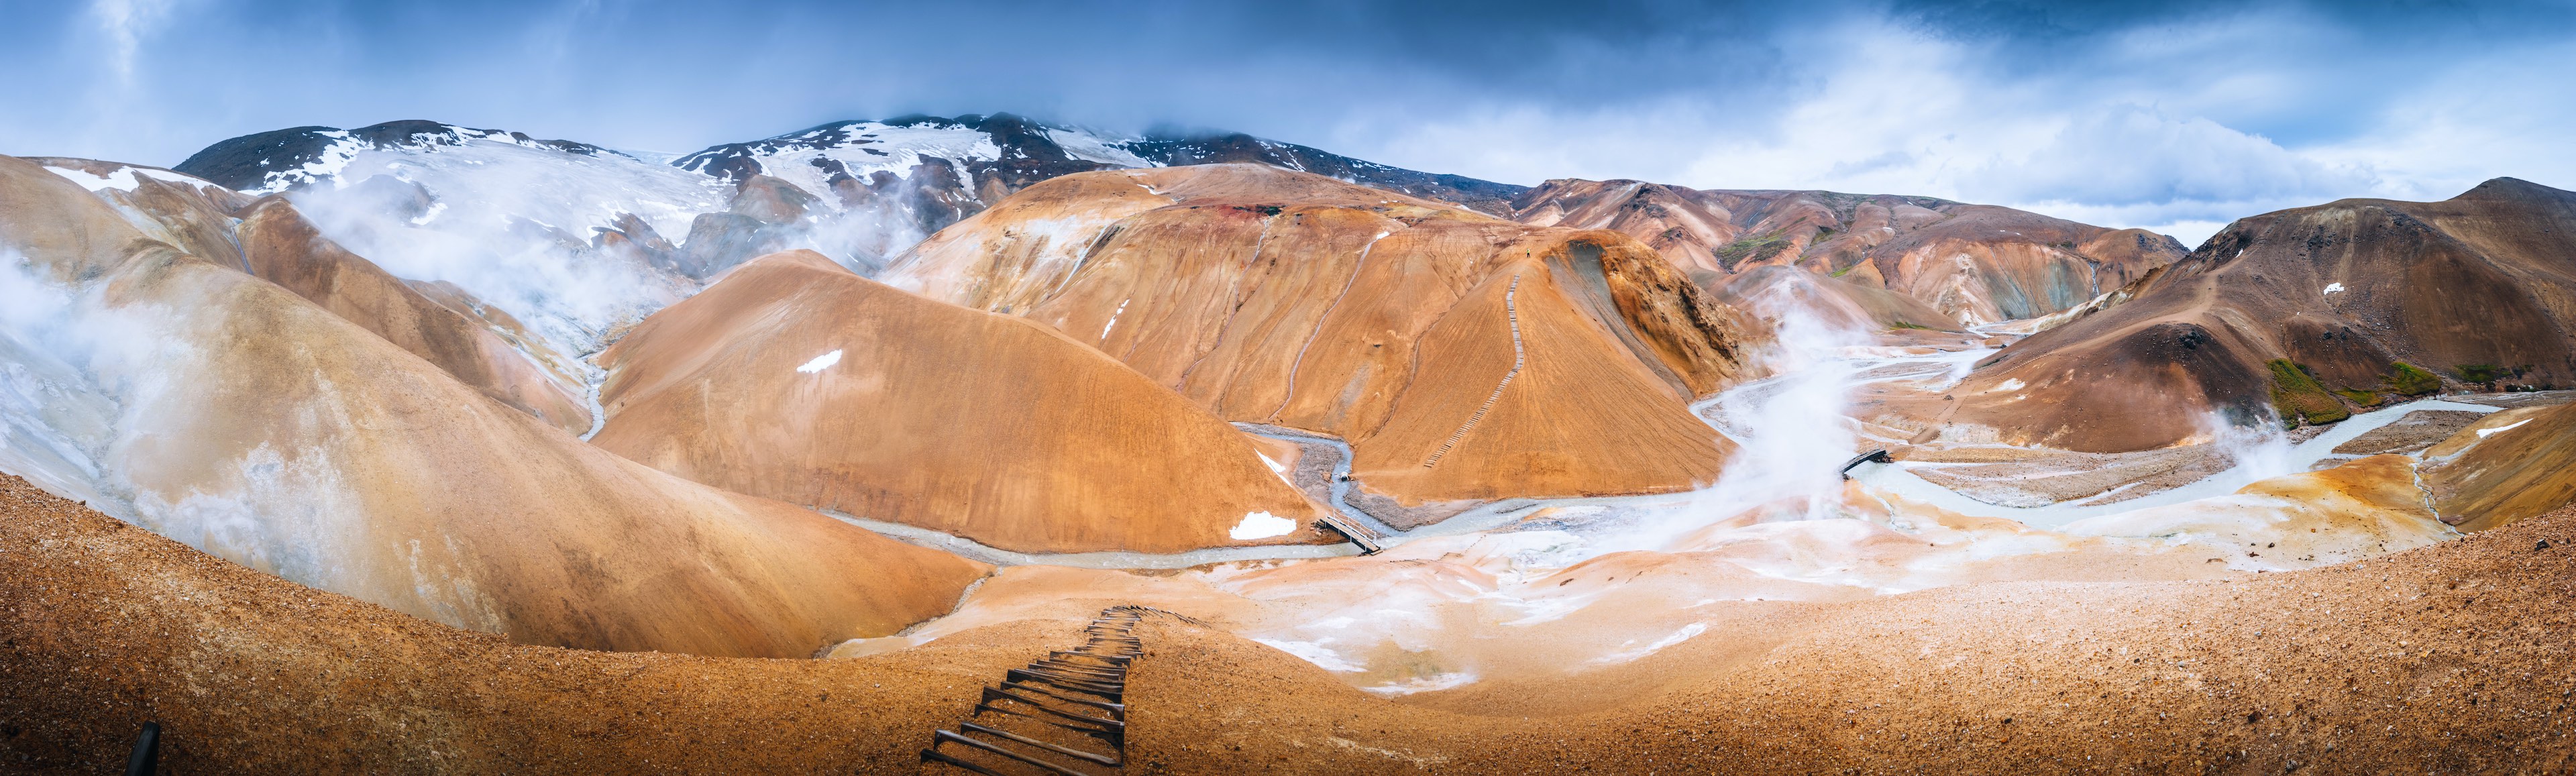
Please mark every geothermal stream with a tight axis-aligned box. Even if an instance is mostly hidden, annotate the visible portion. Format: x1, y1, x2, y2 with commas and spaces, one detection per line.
841, 305, 2555, 695
831, 331, 2512, 567
1848, 395, 2501, 529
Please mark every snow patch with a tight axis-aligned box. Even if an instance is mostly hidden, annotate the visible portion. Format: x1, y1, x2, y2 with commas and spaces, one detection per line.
42, 164, 208, 194
1362, 671, 1479, 696
1230, 510, 1297, 540
796, 349, 843, 374
1046, 128, 1159, 168
702, 122, 1004, 213
1256, 451, 1297, 487
2477, 419, 2531, 439
1252, 639, 1364, 672
1100, 298, 1130, 339
1589, 622, 1707, 665
256, 130, 367, 193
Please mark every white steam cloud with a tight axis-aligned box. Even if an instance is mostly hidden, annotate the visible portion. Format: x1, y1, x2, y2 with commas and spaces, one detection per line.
0, 251, 176, 521
285, 139, 727, 364
1624, 281, 1874, 551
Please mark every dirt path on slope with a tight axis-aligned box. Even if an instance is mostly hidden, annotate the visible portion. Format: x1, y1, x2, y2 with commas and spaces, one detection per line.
7, 473, 2573, 774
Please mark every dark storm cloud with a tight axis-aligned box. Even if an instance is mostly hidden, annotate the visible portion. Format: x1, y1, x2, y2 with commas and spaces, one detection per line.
3, 0, 2573, 241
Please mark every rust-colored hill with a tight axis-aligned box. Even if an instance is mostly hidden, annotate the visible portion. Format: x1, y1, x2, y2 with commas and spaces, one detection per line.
25, 157, 253, 268
1896, 178, 2576, 451
889, 164, 1747, 524
2421, 401, 2576, 531
592, 250, 1329, 554
1513, 178, 2186, 325
0, 154, 985, 657
1713, 264, 1963, 333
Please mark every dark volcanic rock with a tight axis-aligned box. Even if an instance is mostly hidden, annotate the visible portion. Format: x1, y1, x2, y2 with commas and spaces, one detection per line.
1125, 131, 1529, 217
729, 174, 819, 224
595, 213, 681, 274
678, 213, 795, 278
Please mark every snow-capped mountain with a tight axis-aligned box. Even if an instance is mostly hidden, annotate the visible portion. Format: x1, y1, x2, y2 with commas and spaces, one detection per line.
150, 115, 1541, 433
172, 115, 1534, 284
178, 121, 737, 404
674, 113, 1529, 225
675, 114, 1128, 198
174, 119, 630, 195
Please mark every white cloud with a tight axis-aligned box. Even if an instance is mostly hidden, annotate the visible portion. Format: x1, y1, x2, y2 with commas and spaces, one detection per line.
89, 0, 180, 82
2300, 39, 2576, 202
1325, 11, 2562, 245
1960, 104, 2375, 207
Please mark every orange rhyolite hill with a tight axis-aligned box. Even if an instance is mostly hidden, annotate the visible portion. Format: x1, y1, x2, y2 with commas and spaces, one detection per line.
888, 164, 1748, 526
593, 249, 1332, 553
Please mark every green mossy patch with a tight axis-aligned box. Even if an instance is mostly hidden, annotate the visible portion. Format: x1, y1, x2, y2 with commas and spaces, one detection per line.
2268, 359, 2351, 426
1715, 231, 1795, 272
2453, 364, 2526, 384
2385, 362, 2442, 396
2332, 388, 2385, 408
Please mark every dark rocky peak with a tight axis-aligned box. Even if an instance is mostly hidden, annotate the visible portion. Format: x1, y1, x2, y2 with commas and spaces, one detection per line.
2453, 176, 2573, 205
952, 113, 1076, 162
174, 120, 624, 193
672, 113, 1095, 184
1124, 130, 1527, 217
672, 114, 1529, 218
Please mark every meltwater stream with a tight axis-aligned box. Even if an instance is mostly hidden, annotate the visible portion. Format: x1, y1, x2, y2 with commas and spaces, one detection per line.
830, 331, 2511, 567
1845, 396, 2500, 529
850, 328, 2538, 694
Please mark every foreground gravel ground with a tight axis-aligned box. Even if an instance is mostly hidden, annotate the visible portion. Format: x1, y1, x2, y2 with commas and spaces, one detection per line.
4, 473, 2571, 773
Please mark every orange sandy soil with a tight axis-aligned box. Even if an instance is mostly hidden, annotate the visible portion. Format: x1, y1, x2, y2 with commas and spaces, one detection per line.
5, 472, 2573, 774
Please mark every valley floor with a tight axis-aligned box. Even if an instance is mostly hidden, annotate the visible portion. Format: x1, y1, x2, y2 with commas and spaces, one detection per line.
3, 473, 2571, 774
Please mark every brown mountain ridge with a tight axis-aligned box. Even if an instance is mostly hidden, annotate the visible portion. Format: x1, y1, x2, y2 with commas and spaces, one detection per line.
1878, 177, 2576, 451
1514, 178, 2188, 328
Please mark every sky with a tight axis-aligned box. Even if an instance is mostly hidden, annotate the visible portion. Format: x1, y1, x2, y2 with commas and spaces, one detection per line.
3, 0, 2573, 245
